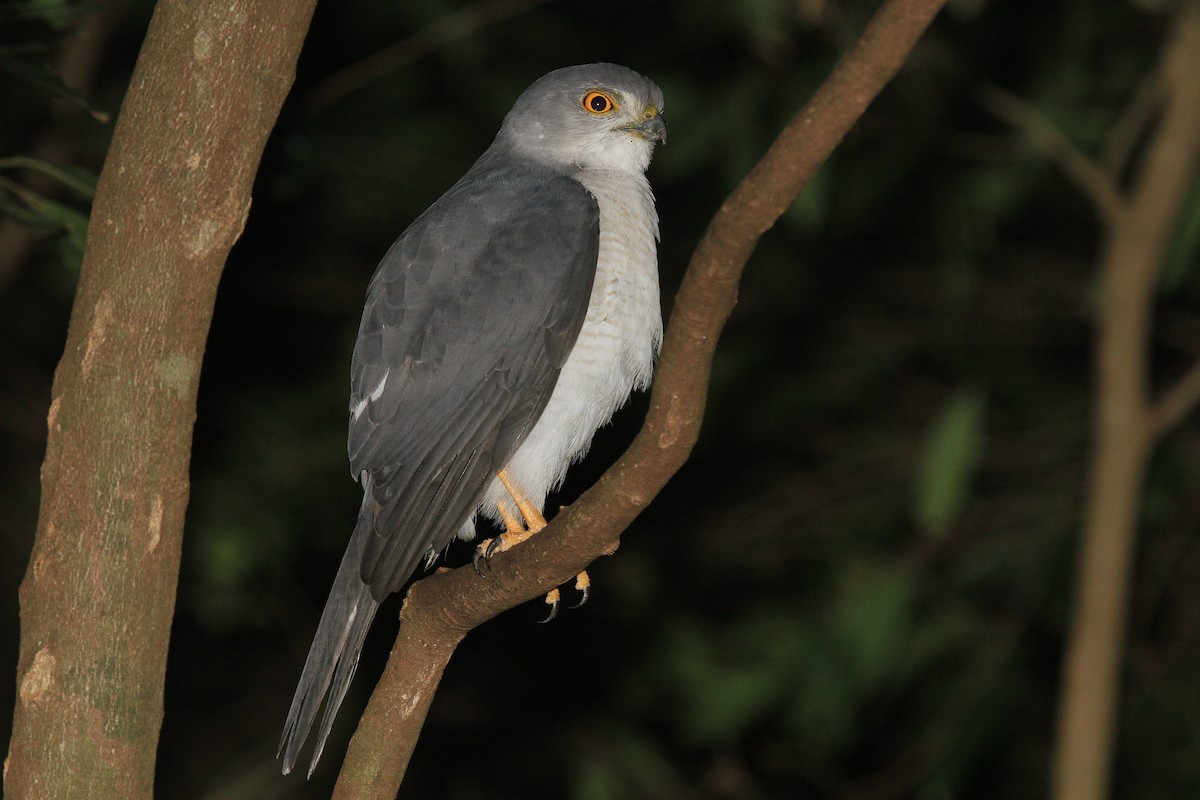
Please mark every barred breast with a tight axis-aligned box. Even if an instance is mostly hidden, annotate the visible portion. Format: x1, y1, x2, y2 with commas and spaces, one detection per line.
477, 167, 662, 524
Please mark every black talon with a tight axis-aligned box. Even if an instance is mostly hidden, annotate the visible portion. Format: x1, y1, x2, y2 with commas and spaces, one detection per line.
569, 584, 589, 610
484, 535, 504, 562
472, 542, 492, 576
538, 597, 560, 624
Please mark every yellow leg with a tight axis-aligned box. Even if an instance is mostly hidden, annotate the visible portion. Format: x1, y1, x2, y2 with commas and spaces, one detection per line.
472, 470, 591, 618
484, 470, 545, 557
472, 498, 525, 575
497, 500, 525, 536
472, 472, 546, 572
497, 468, 546, 532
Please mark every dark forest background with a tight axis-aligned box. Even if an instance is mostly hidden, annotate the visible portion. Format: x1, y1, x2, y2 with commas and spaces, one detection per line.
3, 0, 1199, 797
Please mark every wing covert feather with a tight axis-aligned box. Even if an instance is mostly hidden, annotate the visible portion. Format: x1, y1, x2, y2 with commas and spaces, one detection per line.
348, 160, 599, 597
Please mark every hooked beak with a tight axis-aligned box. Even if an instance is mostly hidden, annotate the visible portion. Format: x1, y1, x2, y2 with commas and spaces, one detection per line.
625, 106, 667, 145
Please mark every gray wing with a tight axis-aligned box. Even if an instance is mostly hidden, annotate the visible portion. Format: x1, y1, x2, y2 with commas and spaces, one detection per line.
279, 162, 599, 777
349, 160, 600, 599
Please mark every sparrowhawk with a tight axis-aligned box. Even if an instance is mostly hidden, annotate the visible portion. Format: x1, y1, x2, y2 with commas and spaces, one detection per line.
279, 62, 667, 777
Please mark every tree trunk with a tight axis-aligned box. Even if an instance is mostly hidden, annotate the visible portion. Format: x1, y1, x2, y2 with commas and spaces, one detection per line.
1052, 5, 1200, 799
4, 1, 315, 797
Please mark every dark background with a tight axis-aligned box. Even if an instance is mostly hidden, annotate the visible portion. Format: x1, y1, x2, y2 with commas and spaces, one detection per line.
2, 0, 1198, 797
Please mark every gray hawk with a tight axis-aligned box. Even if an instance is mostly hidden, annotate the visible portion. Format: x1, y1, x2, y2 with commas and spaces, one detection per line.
279, 63, 667, 777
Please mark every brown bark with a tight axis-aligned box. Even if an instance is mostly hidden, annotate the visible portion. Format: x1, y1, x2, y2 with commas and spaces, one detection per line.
1052, 4, 1200, 799
3, 1, 316, 798
331, 1, 950, 797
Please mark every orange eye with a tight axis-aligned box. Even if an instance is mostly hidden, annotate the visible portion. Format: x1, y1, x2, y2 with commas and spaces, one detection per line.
582, 91, 615, 114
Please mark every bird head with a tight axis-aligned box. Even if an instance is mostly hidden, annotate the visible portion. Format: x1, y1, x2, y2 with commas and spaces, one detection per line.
497, 63, 666, 174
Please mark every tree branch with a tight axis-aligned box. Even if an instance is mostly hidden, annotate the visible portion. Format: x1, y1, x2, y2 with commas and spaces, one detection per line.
1101, 71, 1164, 178
331, 1, 950, 797
978, 84, 1126, 230
1149, 354, 1200, 438
4, 1, 316, 797
1051, 4, 1200, 800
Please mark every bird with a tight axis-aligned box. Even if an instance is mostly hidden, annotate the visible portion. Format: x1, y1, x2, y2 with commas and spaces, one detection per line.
278, 63, 667, 777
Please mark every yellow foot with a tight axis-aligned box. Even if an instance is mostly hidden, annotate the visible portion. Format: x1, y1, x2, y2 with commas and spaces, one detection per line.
539, 588, 562, 623
570, 570, 590, 609
538, 571, 590, 624
470, 469, 591, 621
473, 469, 546, 574
473, 499, 531, 573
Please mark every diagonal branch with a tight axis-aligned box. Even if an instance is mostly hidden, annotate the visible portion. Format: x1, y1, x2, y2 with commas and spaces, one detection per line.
978, 84, 1126, 230
1149, 354, 1200, 439
1101, 71, 1165, 178
330, 0, 950, 797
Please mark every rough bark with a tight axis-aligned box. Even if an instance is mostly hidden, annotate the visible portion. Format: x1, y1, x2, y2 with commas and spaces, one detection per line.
330, 1, 951, 797
4, 1, 316, 797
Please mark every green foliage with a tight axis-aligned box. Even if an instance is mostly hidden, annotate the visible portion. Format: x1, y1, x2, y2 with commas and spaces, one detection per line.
0, 48, 106, 119
572, 731, 682, 800
1159, 173, 1200, 296
0, 155, 95, 197
913, 388, 987, 538
0, 0, 85, 29
0, 156, 94, 269
0, 1, 105, 273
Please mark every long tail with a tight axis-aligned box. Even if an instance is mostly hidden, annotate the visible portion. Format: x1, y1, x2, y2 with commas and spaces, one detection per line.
278, 499, 381, 778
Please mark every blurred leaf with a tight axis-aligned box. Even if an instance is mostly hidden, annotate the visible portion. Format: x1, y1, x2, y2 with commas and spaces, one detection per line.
0, 176, 88, 267
787, 639, 856, 749
195, 524, 258, 587
684, 662, 784, 745
0, 155, 97, 198
913, 388, 987, 538
831, 562, 917, 691
0, 47, 109, 120
1158, 173, 1200, 296
573, 764, 622, 800
38, 195, 88, 267
0, 0, 84, 28
572, 731, 681, 800
730, 0, 794, 59
960, 160, 1035, 223
659, 610, 809, 747
899, 601, 981, 683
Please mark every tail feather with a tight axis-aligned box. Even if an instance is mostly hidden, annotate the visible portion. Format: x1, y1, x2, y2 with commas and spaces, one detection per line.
279, 502, 381, 778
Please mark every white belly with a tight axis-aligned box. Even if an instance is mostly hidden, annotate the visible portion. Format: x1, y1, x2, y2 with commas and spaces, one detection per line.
476, 168, 661, 526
